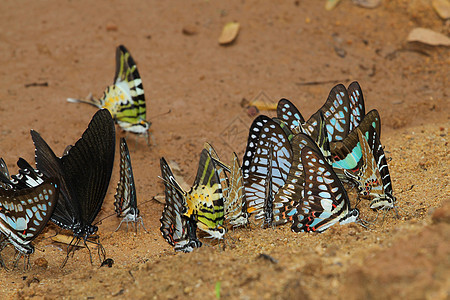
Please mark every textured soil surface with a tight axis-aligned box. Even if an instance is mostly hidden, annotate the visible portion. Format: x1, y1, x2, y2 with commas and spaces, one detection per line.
0, 0, 449, 299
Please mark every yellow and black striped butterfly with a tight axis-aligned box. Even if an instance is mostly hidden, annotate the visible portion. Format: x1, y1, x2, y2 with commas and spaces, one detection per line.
185, 149, 226, 239
68, 45, 150, 137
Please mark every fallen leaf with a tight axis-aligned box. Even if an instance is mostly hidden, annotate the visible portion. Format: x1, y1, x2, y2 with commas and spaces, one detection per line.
52, 234, 85, 247
325, 0, 341, 11
249, 100, 277, 111
407, 27, 450, 46
352, 0, 382, 8
219, 22, 240, 45
432, 0, 450, 19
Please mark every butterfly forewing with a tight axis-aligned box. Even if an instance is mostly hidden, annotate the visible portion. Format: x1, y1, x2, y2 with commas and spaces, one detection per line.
347, 81, 365, 132
306, 84, 351, 142
276, 98, 307, 135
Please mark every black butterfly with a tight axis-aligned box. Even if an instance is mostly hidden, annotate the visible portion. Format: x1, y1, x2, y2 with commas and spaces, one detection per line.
114, 138, 147, 232
160, 157, 202, 253
0, 177, 59, 268
30, 109, 116, 266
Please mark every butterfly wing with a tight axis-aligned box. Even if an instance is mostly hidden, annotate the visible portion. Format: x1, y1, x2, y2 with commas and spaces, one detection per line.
347, 81, 365, 132
331, 110, 381, 178
32, 109, 115, 232
291, 146, 355, 233
276, 98, 307, 135
272, 133, 321, 225
187, 149, 225, 238
112, 45, 149, 134
160, 158, 201, 252
203, 142, 230, 199
0, 158, 12, 189
305, 84, 351, 142
0, 178, 59, 253
60, 109, 115, 228
243, 118, 293, 223
224, 153, 248, 227
114, 138, 137, 217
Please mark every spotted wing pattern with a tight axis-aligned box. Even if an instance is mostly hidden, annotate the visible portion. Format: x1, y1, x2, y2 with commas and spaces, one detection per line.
276, 98, 307, 135
160, 158, 201, 252
305, 84, 351, 142
242, 117, 293, 226
0, 178, 58, 254
185, 149, 226, 239
291, 147, 359, 233
0, 159, 11, 190
272, 133, 320, 226
347, 81, 365, 132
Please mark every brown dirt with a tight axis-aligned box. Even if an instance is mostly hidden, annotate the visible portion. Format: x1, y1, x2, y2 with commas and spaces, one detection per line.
0, 0, 449, 299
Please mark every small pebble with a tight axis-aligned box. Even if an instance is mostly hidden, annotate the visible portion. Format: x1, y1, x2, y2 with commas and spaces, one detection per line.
34, 257, 48, 269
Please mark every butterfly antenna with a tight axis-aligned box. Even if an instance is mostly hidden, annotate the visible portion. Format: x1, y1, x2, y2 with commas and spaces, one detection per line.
149, 109, 171, 120
93, 211, 117, 226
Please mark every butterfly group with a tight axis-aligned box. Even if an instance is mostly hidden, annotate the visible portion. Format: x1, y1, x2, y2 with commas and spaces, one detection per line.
158, 81, 396, 252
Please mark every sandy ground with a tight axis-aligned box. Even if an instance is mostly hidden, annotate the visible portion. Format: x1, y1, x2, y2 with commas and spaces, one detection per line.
0, 0, 449, 299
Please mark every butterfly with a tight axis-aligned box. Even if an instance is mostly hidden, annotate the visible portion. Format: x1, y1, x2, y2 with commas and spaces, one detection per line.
160, 157, 202, 253
68, 45, 150, 137
242, 116, 293, 227
272, 133, 323, 226
184, 149, 226, 239
203, 144, 248, 228
114, 138, 147, 232
0, 177, 59, 268
277, 82, 365, 143
291, 145, 360, 233
330, 110, 394, 209
0, 158, 11, 190
30, 109, 116, 266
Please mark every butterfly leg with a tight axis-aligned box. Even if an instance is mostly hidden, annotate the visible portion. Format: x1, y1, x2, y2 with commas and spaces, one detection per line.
61, 236, 79, 268
138, 217, 148, 233
114, 218, 126, 232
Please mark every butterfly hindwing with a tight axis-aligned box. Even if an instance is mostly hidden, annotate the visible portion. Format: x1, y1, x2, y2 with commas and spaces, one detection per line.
347, 81, 366, 132
0, 178, 59, 254
114, 138, 137, 217
291, 146, 358, 233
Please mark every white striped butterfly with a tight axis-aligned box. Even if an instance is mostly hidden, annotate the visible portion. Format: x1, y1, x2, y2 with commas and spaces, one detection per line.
160, 158, 202, 253
0, 177, 59, 268
114, 138, 147, 232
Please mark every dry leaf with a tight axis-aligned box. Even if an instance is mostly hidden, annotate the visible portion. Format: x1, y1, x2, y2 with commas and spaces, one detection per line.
52, 234, 85, 247
249, 100, 277, 111
325, 0, 341, 11
219, 22, 240, 45
352, 0, 382, 9
407, 28, 450, 46
432, 0, 450, 19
